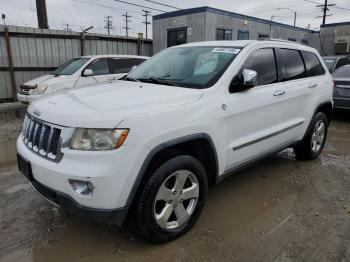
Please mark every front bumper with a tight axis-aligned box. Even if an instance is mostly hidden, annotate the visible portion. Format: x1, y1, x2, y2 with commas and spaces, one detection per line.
17, 134, 150, 210
30, 178, 128, 226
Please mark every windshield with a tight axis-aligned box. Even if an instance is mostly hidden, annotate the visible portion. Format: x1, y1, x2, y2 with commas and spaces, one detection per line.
53, 58, 89, 75
322, 57, 336, 70
126, 46, 241, 89
333, 65, 350, 78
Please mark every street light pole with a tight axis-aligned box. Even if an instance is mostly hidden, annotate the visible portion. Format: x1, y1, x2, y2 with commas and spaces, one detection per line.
277, 7, 297, 27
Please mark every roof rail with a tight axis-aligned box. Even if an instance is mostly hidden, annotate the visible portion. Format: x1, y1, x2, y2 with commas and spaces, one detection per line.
258, 37, 306, 46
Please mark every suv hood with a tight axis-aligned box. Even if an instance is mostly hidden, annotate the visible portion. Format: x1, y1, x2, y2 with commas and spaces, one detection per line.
24, 74, 73, 87
28, 80, 203, 128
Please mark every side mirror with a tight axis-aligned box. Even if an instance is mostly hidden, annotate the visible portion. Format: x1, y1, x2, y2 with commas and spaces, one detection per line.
131, 65, 138, 71
82, 69, 93, 77
230, 69, 258, 92
242, 69, 258, 88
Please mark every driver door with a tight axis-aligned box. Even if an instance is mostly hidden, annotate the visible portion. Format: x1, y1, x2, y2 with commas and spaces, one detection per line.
225, 48, 293, 171
75, 58, 111, 88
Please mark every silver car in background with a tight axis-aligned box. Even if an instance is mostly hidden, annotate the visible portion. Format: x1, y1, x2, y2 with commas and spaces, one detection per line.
333, 64, 350, 109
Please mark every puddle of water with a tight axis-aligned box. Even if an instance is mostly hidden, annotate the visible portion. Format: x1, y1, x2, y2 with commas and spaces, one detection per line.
32, 153, 299, 262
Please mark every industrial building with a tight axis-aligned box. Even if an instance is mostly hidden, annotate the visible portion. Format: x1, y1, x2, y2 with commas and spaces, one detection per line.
320, 22, 350, 55
153, 6, 321, 53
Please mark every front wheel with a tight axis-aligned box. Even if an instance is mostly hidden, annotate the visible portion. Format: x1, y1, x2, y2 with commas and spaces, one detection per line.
294, 112, 328, 160
133, 155, 208, 243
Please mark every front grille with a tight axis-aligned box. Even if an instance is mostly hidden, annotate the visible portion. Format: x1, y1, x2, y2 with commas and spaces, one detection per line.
19, 85, 35, 95
22, 115, 62, 161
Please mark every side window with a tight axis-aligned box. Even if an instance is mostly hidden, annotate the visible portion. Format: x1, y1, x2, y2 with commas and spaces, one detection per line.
336, 58, 350, 69
279, 49, 305, 81
85, 59, 109, 76
109, 58, 145, 74
301, 51, 325, 77
241, 48, 278, 86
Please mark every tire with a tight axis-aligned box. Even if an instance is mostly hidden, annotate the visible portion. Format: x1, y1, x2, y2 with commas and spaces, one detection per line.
133, 155, 208, 243
294, 112, 328, 160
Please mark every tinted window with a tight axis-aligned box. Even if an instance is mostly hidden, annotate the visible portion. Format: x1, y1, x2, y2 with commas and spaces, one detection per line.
302, 51, 325, 77
109, 58, 145, 74
336, 57, 350, 69
85, 59, 109, 76
241, 48, 278, 86
217, 29, 232, 40
332, 65, 350, 78
280, 49, 305, 81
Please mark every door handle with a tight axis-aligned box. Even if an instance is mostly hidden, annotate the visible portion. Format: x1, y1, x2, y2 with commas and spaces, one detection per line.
273, 90, 285, 96
308, 83, 317, 88
108, 77, 116, 81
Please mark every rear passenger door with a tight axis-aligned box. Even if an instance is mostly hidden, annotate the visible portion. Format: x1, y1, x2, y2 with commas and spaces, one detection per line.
277, 49, 325, 139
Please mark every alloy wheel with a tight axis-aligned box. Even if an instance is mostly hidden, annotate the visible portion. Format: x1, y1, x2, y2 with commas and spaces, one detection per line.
153, 170, 199, 230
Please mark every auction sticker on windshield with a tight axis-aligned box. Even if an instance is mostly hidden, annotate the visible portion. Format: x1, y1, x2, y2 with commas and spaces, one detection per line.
212, 48, 241, 54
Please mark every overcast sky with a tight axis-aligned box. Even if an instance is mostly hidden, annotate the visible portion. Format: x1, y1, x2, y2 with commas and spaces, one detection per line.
1, 0, 350, 38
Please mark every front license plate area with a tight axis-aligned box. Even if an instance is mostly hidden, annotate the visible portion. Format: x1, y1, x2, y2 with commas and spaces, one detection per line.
17, 154, 34, 181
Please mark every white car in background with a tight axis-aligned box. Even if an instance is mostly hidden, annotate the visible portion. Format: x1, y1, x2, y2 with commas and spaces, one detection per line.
17, 55, 148, 103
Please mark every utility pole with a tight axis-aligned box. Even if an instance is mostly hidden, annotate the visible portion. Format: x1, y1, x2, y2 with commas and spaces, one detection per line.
35, 0, 49, 29
63, 23, 72, 31
123, 12, 131, 37
270, 15, 276, 37
104, 16, 113, 35
142, 10, 151, 39
316, 0, 335, 25
1, 14, 6, 25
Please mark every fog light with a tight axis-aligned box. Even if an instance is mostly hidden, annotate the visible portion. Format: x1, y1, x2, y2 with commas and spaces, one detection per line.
69, 179, 94, 196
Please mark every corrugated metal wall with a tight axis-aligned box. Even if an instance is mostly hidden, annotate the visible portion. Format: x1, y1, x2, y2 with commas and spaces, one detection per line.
0, 25, 153, 101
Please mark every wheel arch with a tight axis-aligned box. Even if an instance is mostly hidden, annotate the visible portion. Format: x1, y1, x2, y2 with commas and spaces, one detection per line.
125, 133, 219, 209
300, 100, 333, 143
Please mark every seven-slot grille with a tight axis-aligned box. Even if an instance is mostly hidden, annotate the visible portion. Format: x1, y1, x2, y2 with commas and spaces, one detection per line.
22, 115, 62, 161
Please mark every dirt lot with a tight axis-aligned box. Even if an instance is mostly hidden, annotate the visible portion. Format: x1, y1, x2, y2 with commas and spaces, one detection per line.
0, 111, 349, 262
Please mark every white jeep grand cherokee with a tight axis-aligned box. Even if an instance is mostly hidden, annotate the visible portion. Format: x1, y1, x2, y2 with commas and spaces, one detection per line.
17, 40, 333, 243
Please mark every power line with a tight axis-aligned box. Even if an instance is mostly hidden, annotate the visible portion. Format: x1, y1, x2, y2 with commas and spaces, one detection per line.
73, 0, 145, 19
113, 0, 167, 13
143, 0, 180, 10
123, 12, 131, 37
142, 10, 151, 39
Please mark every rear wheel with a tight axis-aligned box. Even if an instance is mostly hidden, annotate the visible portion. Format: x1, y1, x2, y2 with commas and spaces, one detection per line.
294, 112, 328, 160
133, 155, 208, 243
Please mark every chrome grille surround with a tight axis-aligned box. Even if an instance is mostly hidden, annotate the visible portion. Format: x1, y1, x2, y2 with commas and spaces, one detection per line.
22, 114, 65, 162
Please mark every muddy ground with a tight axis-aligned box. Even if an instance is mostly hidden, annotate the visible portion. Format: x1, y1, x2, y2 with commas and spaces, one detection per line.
0, 111, 349, 262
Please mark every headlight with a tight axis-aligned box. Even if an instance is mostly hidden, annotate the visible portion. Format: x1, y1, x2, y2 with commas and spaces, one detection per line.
70, 128, 129, 151
31, 83, 48, 95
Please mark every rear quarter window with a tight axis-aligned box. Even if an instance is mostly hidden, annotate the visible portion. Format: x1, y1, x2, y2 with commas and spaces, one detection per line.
302, 51, 325, 77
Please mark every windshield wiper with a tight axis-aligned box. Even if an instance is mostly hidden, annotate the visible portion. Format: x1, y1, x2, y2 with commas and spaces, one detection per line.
120, 75, 141, 82
137, 77, 177, 86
